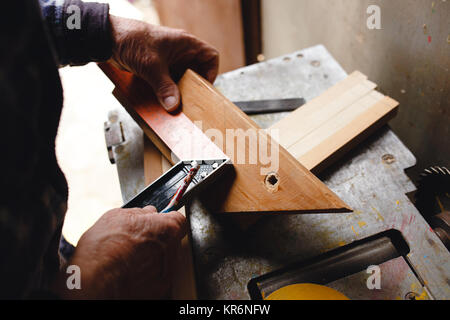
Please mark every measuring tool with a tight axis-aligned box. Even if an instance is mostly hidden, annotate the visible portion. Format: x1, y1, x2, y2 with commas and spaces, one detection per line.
123, 158, 231, 212
233, 98, 305, 115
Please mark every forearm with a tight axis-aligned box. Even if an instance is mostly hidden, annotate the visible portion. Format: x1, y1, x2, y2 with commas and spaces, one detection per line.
38, 0, 113, 66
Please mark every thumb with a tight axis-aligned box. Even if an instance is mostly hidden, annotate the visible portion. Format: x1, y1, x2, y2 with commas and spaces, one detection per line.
144, 69, 180, 112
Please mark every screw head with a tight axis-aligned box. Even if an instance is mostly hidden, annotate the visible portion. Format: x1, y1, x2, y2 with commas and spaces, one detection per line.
382, 154, 396, 164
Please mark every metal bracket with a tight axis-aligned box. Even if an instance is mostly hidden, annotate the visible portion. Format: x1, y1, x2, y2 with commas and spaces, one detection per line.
104, 113, 125, 164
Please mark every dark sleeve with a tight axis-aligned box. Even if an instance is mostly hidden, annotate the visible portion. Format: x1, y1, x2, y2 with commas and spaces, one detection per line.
39, 0, 113, 66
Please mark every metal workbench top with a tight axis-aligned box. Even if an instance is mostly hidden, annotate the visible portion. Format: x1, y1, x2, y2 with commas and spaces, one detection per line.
108, 45, 450, 300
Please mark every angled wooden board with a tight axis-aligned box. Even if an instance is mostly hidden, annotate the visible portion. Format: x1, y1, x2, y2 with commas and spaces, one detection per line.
177, 69, 350, 214
99, 63, 350, 214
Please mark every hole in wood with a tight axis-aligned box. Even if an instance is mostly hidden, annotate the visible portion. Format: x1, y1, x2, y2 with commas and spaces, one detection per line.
264, 172, 280, 193
267, 175, 278, 185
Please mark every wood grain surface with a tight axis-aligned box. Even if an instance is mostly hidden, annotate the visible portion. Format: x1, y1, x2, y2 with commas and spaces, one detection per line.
270, 71, 399, 173
99, 62, 351, 215
177, 69, 350, 214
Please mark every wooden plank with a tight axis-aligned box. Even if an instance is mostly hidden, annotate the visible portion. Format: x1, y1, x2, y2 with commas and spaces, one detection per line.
269, 71, 399, 174
99, 63, 226, 164
281, 79, 377, 150
270, 71, 370, 149
299, 97, 399, 173
100, 62, 350, 214
178, 69, 351, 214
288, 91, 385, 160
153, 0, 245, 73
143, 138, 164, 184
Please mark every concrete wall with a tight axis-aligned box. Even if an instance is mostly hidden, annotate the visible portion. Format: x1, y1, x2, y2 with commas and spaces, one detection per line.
261, 0, 449, 180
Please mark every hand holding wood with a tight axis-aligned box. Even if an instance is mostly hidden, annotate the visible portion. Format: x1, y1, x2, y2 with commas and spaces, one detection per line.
109, 15, 219, 112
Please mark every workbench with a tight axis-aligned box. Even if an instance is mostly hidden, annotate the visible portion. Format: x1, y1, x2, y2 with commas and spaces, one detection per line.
105, 45, 450, 300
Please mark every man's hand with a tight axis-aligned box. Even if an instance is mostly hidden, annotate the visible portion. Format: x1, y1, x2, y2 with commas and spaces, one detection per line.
109, 15, 219, 112
54, 206, 187, 299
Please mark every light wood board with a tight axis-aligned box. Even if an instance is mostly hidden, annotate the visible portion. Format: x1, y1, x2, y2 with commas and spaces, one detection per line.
270, 71, 399, 173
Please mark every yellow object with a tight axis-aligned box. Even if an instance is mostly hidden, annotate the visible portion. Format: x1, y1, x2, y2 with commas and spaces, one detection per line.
265, 283, 349, 300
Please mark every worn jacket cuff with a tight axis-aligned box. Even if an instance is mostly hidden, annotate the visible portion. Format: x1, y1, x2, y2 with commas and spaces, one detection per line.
40, 0, 113, 66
